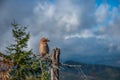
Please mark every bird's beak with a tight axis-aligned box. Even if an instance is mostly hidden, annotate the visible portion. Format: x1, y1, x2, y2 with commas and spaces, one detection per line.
47, 39, 50, 42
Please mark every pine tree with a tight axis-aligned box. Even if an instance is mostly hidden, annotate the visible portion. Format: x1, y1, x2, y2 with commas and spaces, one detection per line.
6, 22, 33, 80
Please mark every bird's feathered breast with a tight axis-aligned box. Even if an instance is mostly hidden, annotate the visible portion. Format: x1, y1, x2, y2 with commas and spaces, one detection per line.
39, 42, 49, 56
39, 37, 49, 56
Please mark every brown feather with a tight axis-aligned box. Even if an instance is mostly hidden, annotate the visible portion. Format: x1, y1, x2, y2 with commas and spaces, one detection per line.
39, 37, 49, 56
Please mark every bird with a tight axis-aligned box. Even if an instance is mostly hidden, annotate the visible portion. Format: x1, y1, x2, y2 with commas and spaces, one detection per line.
39, 37, 50, 57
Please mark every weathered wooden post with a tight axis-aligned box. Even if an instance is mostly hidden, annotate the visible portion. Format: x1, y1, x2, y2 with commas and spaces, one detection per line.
51, 48, 60, 80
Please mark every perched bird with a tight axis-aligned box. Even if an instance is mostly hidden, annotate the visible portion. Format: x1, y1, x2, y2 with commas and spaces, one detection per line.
39, 37, 50, 57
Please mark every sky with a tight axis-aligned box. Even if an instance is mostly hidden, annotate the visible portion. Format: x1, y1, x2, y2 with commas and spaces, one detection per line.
0, 0, 120, 66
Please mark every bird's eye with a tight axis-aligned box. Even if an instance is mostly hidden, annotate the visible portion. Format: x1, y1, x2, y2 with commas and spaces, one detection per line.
43, 40, 46, 42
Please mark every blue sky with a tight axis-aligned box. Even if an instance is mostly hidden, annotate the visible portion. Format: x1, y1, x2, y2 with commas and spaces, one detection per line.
0, 0, 120, 66
96, 0, 119, 7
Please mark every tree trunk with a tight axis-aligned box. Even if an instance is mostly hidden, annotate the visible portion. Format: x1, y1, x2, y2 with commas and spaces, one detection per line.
51, 48, 60, 80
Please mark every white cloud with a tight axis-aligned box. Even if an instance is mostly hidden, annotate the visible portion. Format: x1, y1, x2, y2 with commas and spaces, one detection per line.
58, 12, 79, 32
95, 4, 109, 23
64, 29, 107, 40
34, 2, 55, 18
26, 0, 82, 39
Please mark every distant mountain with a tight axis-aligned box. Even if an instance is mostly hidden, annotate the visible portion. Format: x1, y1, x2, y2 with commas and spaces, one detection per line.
59, 60, 120, 80
66, 52, 120, 67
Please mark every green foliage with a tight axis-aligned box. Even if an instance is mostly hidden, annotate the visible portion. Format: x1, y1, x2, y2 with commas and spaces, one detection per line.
6, 22, 35, 80
6, 22, 50, 80
40, 60, 50, 80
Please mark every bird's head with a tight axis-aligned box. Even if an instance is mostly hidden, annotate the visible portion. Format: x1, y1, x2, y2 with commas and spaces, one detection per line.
40, 37, 50, 43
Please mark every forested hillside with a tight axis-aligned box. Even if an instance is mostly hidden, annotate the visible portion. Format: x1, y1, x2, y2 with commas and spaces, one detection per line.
60, 60, 120, 80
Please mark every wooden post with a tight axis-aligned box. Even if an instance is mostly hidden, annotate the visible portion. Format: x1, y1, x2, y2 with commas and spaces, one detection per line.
51, 48, 60, 80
